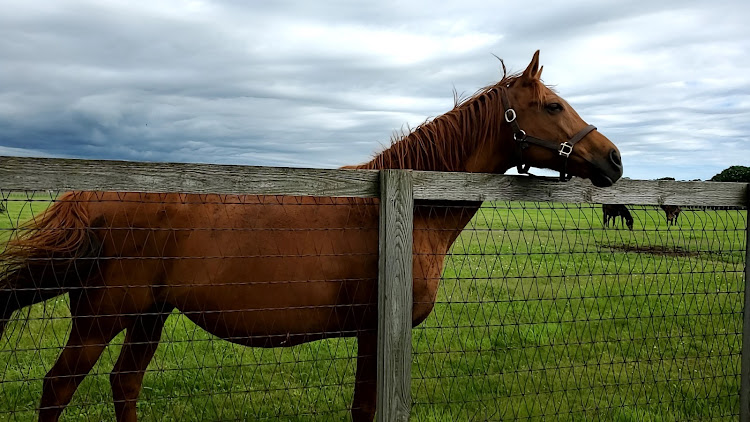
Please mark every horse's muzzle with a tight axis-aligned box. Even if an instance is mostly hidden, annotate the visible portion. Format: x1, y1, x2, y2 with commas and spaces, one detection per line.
590, 149, 623, 187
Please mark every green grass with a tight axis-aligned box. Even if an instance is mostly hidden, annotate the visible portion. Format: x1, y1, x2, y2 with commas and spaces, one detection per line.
0, 192, 56, 245
412, 203, 745, 421
0, 196, 746, 421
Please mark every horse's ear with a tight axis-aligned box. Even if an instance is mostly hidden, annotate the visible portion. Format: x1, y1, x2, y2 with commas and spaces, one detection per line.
522, 50, 541, 80
535, 65, 544, 80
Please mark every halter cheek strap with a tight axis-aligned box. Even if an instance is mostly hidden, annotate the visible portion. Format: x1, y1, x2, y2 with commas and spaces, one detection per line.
500, 87, 596, 181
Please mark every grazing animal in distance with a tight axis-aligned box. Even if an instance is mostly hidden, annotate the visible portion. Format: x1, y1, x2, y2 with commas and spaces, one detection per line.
602, 204, 633, 230
0, 51, 624, 422
660, 205, 681, 225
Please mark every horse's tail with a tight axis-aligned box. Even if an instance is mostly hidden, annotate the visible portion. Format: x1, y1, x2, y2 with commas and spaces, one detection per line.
1, 191, 101, 338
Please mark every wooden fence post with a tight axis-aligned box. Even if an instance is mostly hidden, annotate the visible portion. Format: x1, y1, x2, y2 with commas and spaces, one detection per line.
377, 169, 414, 422
741, 184, 750, 422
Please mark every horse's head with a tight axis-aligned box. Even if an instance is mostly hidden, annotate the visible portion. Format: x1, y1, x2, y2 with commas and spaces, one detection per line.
500, 51, 623, 187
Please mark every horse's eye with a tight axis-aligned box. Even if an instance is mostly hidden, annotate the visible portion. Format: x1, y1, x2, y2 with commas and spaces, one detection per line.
545, 103, 563, 113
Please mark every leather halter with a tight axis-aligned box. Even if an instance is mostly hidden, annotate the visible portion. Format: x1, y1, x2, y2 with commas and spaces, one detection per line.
500, 87, 596, 181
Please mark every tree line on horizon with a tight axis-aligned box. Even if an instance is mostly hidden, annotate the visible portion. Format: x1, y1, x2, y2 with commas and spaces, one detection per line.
709, 165, 750, 182
655, 165, 750, 183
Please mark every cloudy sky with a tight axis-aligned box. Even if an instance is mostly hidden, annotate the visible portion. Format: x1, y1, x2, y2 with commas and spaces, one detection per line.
1, 0, 748, 181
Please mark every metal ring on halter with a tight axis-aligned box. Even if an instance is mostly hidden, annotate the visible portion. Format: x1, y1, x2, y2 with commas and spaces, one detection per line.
558, 142, 573, 157
504, 109, 517, 123
513, 129, 526, 141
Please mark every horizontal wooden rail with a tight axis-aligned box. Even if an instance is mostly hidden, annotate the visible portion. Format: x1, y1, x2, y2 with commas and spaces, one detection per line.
411, 171, 749, 206
0, 156, 380, 198
1, 156, 747, 207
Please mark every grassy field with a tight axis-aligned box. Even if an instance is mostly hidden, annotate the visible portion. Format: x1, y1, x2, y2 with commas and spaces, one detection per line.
0, 193, 746, 421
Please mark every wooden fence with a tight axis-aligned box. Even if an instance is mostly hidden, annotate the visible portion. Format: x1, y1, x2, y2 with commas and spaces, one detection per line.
1, 156, 749, 421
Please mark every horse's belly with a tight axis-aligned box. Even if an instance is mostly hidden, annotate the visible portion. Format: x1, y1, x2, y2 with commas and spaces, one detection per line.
164, 254, 378, 345
180, 299, 369, 347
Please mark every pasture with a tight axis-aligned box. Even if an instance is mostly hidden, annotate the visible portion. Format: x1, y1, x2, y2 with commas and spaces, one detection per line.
0, 192, 746, 421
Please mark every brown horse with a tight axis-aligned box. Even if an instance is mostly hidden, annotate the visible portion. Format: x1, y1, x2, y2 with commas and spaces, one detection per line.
603, 204, 634, 230
0, 51, 622, 422
660, 204, 681, 225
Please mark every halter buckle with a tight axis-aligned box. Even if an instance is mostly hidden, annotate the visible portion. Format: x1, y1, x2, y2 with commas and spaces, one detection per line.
513, 129, 526, 142
504, 109, 517, 123
558, 142, 573, 157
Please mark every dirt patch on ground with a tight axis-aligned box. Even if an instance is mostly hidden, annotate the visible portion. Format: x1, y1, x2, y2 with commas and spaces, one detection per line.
603, 244, 699, 257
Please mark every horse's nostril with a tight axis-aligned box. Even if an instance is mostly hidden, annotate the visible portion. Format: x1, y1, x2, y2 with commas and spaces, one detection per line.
609, 149, 622, 167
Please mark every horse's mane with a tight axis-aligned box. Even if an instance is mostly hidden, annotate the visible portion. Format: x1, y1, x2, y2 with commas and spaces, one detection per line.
345, 64, 548, 171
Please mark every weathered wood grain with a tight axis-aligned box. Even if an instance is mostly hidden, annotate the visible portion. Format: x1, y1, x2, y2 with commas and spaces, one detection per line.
0, 156, 380, 197
376, 170, 413, 422
2, 157, 746, 207
411, 171, 748, 206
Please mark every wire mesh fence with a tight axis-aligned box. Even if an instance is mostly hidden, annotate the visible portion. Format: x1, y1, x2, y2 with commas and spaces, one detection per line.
0, 175, 748, 422
412, 201, 746, 421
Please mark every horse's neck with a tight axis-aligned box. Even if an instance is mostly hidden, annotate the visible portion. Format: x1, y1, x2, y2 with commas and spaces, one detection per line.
349, 88, 515, 173
414, 199, 483, 255
346, 86, 516, 251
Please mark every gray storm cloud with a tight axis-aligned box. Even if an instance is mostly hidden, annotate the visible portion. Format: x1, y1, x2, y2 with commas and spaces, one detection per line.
1, 0, 748, 180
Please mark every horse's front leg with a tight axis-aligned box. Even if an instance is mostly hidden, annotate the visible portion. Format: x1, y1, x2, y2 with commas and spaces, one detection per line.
351, 330, 377, 422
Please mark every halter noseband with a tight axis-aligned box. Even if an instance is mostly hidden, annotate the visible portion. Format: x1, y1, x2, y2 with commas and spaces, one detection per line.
500, 87, 596, 181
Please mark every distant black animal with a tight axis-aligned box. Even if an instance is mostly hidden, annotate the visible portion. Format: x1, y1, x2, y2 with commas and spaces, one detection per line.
660, 205, 681, 225
603, 204, 633, 230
